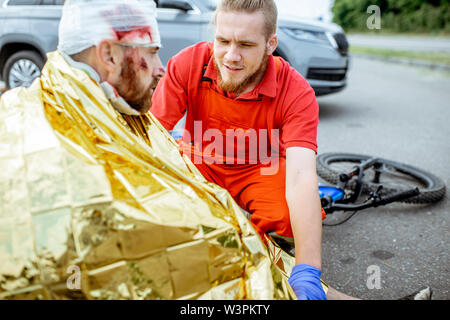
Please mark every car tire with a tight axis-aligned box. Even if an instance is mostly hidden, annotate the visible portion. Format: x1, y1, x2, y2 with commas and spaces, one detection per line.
3, 50, 44, 90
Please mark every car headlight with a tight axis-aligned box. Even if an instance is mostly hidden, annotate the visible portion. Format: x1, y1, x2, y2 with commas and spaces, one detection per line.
281, 27, 338, 49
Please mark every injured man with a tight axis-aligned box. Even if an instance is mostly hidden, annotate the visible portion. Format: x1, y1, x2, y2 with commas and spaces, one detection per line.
0, 0, 298, 300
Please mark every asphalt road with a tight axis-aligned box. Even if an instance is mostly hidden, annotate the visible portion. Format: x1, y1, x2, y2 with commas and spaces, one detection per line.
317, 56, 450, 300
348, 34, 450, 52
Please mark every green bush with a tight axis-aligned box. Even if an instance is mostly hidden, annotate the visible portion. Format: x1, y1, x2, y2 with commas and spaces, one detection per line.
332, 0, 450, 33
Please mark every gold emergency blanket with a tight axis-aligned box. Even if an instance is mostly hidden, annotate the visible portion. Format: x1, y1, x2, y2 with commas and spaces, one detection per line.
0, 51, 296, 300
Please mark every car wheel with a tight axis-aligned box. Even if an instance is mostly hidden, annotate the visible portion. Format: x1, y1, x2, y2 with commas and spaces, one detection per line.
3, 50, 44, 90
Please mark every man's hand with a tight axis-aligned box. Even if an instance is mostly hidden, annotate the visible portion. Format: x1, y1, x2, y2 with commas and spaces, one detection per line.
288, 264, 327, 300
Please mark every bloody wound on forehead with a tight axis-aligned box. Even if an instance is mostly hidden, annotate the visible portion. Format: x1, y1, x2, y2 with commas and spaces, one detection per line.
113, 27, 154, 43
100, 4, 155, 43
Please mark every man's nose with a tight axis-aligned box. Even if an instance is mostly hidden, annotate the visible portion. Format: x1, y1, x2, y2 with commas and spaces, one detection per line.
153, 55, 166, 79
224, 44, 241, 62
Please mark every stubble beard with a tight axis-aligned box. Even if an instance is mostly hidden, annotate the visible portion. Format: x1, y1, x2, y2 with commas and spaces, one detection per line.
118, 54, 158, 114
215, 53, 268, 96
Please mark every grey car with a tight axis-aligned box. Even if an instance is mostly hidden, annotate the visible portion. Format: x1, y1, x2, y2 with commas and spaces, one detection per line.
0, 0, 349, 96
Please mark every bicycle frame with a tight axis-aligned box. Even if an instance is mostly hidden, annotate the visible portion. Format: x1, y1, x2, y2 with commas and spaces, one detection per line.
319, 157, 421, 214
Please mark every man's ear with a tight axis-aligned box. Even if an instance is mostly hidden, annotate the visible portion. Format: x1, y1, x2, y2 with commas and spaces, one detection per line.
96, 40, 121, 73
266, 34, 278, 55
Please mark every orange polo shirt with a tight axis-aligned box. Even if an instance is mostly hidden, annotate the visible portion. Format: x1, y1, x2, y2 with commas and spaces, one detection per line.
151, 41, 319, 166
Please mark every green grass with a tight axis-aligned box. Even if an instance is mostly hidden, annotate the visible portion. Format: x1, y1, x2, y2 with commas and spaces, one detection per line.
346, 30, 450, 38
350, 46, 450, 66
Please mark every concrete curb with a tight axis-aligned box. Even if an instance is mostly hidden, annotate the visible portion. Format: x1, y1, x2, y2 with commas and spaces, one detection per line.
351, 53, 450, 72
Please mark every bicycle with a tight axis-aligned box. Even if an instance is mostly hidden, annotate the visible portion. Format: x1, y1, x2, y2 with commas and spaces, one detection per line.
270, 152, 446, 253
317, 152, 445, 213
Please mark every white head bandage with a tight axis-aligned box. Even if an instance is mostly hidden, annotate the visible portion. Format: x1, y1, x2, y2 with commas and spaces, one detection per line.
58, 0, 161, 55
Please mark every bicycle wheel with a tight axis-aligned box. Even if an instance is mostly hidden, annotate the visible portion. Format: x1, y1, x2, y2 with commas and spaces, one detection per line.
316, 153, 446, 204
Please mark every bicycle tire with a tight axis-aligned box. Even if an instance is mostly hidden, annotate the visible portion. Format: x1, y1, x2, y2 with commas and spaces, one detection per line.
316, 153, 446, 204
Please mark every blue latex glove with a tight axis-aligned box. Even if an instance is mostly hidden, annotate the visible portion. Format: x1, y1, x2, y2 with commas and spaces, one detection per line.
288, 264, 327, 300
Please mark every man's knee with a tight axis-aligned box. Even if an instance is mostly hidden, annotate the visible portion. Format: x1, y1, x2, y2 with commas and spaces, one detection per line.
250, 205, 293, 238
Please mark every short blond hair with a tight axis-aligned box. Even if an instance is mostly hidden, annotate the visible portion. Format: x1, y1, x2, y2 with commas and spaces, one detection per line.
214, 0, 278, 39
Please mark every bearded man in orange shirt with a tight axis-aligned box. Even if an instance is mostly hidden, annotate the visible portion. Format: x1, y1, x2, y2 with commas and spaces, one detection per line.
152, 0, 357, 300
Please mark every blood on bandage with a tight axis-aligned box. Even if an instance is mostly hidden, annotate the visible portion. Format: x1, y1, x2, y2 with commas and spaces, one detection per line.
100, 4, 155, 44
